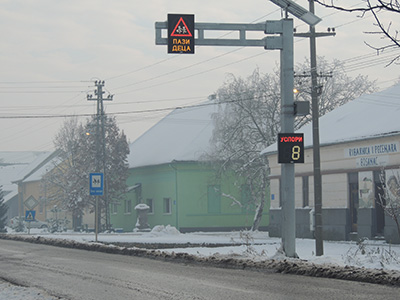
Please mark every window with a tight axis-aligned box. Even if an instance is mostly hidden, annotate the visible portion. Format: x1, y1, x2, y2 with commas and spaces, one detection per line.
111, 202, 118, 214
348, 172, 359, 232
207, 185, 221, 214
124, 199, 132, 214
163, 198, 171, 214
146, 199, 154, 214
302, 176, 309, 207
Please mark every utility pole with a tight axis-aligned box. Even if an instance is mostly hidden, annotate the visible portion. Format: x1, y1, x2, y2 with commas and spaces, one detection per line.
293, 0, 335, 256
309, 0, 323, 256
87, 81, 113, 235
309, 0, 324, 257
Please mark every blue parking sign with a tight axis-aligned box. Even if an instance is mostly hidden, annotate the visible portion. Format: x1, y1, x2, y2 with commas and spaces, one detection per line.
90, 173, 104, 196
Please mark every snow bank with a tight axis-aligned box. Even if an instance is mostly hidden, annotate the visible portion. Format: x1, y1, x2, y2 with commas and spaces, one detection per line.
151, 225, 181, 235
2, 233, 400, 287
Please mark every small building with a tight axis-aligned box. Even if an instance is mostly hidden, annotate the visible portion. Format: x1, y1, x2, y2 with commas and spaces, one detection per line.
12, 151, 62, 224
13, 152, 96, 231
0, 151, 50, 223
263, 84, 400, 243
110, 103, 269, 232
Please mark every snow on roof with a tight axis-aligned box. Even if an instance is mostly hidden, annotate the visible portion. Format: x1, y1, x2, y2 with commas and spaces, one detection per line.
12, 151, 59, 183
0, 152, 53, 202
128, 102, 216, 168
0, 165, 26, 187
262, 83, 400, 155
0, 164, 26, 203
22, 156, 61, 183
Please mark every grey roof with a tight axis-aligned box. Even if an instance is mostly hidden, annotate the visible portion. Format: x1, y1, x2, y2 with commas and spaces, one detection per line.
127, 102, 216, 168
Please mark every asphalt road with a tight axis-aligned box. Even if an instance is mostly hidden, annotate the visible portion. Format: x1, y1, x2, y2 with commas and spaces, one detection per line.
0, 239, 398, 300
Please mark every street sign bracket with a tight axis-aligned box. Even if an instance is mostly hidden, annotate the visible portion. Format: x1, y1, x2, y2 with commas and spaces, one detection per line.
156, 21, 286, 48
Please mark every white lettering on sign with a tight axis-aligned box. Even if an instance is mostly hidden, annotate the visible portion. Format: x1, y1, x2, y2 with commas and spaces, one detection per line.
356, 155, 389, 168
345, 142, 399, 158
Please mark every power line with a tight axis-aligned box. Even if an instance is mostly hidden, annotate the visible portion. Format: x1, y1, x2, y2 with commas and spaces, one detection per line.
116, 51, 268, 95
112, 48, 244, 92
0, 9, 394, 98
105, 11, 280, 84
0, 98, 257, 120
0, 8, 396, 113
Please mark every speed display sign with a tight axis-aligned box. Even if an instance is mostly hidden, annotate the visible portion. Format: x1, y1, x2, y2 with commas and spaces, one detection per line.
278, 133, 304, 163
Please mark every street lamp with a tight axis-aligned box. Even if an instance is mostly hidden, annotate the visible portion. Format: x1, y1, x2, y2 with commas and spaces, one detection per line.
270, 0, 321, 26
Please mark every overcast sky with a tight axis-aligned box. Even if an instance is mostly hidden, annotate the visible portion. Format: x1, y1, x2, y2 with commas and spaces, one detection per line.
0, 0, 398, 152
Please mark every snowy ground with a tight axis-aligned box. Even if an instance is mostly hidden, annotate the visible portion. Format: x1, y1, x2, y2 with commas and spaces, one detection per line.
0, 280, 61, 300
9, 225, 400, 271
2, 225, 400, 299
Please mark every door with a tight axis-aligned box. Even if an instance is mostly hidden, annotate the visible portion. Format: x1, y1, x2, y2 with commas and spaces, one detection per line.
348, 173, 359, 233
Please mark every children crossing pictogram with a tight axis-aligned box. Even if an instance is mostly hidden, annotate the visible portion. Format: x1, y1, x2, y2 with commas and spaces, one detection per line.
25, 210, 36, 221
170, 17, 193, 37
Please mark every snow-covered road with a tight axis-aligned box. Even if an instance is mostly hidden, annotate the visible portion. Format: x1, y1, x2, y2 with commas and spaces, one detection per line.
1, 227, 400, 299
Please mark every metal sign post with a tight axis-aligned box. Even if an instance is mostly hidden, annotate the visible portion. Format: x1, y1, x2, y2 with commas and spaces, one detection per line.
279, 18, 297, 257
156, 15, 300, 257
25, 210, 36, 235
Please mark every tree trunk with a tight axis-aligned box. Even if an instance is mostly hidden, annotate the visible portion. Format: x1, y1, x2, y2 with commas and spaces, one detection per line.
251, 198, 265, 231
251, 172, 267, 231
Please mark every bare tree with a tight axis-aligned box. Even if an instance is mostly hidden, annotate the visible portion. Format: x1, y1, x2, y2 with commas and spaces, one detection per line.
207, 68, 280, 231
43, 116, 129, 231
315, 0, 400, 64
294, 57, 378, 128
208, 58, 377, 230
42, 118, 88, 230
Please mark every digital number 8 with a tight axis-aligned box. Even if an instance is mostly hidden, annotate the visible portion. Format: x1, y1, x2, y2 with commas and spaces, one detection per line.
292, 145, 301, 160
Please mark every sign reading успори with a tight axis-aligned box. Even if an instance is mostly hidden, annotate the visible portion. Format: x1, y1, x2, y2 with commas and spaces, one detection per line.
278, 133, 304, 164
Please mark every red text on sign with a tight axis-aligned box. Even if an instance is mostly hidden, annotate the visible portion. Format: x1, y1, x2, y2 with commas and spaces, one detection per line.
280, 136, 303, 143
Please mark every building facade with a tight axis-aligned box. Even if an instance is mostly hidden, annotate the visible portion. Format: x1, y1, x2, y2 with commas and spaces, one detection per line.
264, 84, 400, 243
111, 162, 268, 232
110, 103, 270, 232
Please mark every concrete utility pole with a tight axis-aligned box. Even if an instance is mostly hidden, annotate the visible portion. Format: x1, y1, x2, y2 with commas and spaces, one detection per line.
310, 0, 324, 256
87, 81, 113, 236
294, 0, 335, 256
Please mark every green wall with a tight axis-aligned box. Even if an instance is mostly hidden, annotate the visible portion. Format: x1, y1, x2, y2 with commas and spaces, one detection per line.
110, 162, 269, 232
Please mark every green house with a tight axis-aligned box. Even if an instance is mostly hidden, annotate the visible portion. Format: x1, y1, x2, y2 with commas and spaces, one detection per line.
110, 103, 269, 232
